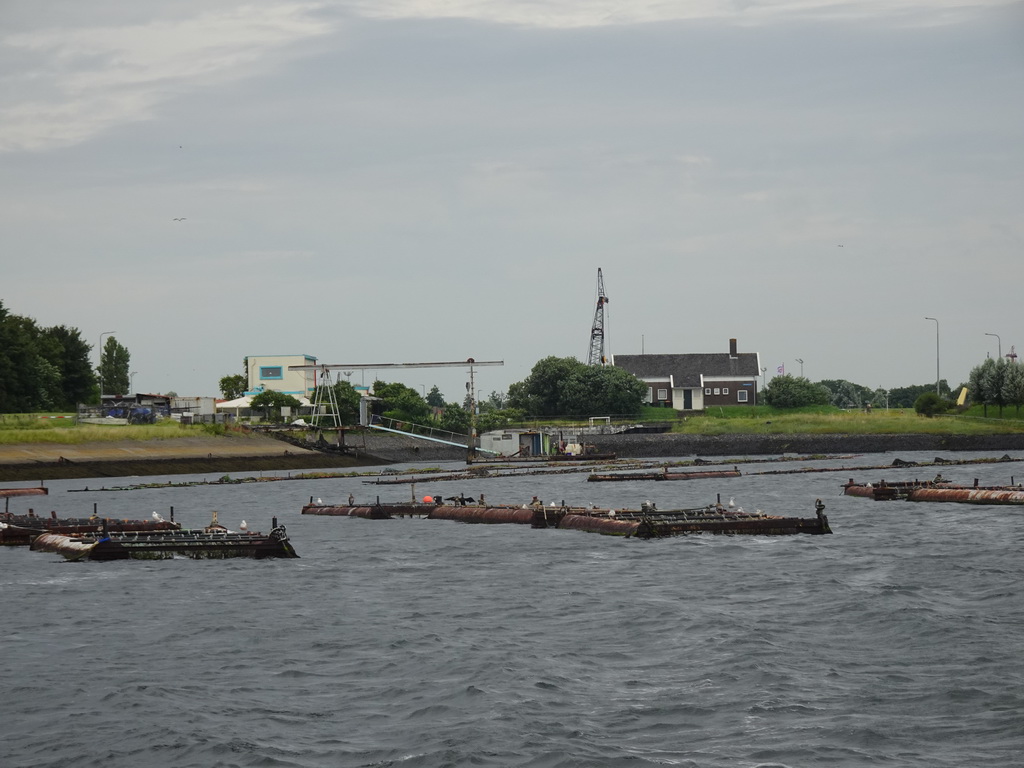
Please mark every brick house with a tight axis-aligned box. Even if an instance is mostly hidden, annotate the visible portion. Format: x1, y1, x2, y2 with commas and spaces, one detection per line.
614, 339, 761, 412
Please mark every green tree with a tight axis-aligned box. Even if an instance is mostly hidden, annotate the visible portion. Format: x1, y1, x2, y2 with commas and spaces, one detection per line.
0, 303, 41, 412
43, 325, 97, 407
439, 402, 472, 434
219, 374, 248, 400
250, 390, 302, 422
425, 385, 445, 408
508, 356, 646, 417
98, 336, 130, 396
476, 407, 525, 433
914, 391, 948, 417
0, 303, 98, 412
763, 375, 831, 408
969, 357, 1009, 417
889, 382, 950, 408
818, 379, 874, 409
372, 380, 431, 424
1001, 363, 1024, 415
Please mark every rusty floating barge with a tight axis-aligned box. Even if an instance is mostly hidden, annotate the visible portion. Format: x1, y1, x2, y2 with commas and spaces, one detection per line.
1, 508, 180, 546
843, 477, 1024, 504
588, 467, 742, 482
1, 486, 48, 498
301, 496, 831, 537
30, 515, 299, 561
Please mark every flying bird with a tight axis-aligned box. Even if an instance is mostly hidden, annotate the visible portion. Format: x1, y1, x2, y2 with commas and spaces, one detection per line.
173, 217, 186, 221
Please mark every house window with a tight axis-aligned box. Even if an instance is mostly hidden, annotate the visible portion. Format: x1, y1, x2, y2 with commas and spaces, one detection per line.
713, 388, 721, 395
647, 387, 653, 402
737, 390, 748, 402
723, 388, 730, 395
705, 388, 711, 395
260, 366, 283, 379
657, 388, 668, 400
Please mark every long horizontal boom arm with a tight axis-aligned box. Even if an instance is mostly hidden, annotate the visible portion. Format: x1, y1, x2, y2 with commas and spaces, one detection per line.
288, 359, 503, 371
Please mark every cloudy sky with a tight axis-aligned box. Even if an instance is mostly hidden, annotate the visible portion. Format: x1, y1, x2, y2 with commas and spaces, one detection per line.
2, 0, 1022, 402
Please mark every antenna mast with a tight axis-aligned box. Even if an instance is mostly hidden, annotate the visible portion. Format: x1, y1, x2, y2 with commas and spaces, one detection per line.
587, 268, 610, 366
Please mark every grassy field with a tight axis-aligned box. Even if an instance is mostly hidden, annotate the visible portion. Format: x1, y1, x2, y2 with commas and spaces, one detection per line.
3, 405, 1024, 445
636, 405, 1024, 436
0, 415, 233, 445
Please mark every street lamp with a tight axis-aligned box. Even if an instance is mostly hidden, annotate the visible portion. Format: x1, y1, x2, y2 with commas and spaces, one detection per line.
985, 332, 1001, 359
796, 358, 804, 377
760, 366, 767, 403
98, 330, 116, 396
130, 371, 138, 392
925, 317, 940, 395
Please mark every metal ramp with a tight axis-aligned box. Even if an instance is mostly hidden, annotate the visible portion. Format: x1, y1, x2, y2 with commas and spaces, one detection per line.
366, 415, 497, 453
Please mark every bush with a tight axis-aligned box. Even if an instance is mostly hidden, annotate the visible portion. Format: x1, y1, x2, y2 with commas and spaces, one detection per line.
914, 392, 949, 417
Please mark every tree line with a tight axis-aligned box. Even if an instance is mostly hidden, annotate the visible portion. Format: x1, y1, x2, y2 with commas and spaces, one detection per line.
765, 359, 1024, 416
0, 300, 132, 413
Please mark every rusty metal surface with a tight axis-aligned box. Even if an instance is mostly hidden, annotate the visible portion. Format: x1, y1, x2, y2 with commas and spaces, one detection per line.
660, 470, 741, 481
301, 504, 394, 519
427, 506, 540, 525
588, 469, 741, 482
298, 500, 832, 536
0, 487, 48, 498
907, 488, 1024, 504
557, 514, 641, 536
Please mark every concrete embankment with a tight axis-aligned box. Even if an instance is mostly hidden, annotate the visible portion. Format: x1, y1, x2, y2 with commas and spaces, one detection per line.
2, 430, 1024, 482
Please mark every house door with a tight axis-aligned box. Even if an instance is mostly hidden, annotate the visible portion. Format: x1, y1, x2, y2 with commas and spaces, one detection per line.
683, 389, 692, 410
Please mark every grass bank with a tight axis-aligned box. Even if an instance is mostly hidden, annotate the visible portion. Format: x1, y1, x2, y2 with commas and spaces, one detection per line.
663, 406, 1024, 436
0, 415, 237, 445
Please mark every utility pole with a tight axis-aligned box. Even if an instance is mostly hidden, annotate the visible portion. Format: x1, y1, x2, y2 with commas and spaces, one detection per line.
925, 317, 940, 395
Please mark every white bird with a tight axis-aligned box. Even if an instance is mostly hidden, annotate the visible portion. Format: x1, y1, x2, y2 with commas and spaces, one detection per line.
317, 497, 323, 504
728, 497, 735, 508
608, 509, 616, 517
152, 511, 164, 523
239, 520, 248, 531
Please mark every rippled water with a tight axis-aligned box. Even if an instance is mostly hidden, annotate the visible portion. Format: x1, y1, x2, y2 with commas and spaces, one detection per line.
2, 451, 1023, 767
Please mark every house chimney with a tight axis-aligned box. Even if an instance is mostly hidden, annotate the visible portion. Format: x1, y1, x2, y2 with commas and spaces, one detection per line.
729, 338, 738, 357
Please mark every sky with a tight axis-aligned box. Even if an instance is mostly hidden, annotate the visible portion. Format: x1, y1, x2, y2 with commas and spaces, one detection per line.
2, 0, 1022, 402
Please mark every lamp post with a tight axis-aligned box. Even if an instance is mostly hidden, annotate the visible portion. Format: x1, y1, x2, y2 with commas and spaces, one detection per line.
796, 358, 804, 377
760, 366, 767, 404
925, 317, 940, 395
130, 371, 138, 392
985, 332, 1001, 360
98, 330, 116, 397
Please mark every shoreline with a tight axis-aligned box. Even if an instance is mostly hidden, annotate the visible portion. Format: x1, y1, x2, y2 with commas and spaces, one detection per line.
2, 431, 1024, 483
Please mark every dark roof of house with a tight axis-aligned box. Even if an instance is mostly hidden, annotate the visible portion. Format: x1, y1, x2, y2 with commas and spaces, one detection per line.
614, 353, 760, 388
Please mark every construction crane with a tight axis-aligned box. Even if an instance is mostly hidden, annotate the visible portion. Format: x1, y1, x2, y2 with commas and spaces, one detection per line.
587, 268, 610, 366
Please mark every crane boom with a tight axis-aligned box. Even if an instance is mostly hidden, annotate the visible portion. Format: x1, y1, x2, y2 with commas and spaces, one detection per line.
587, 268, 610, 366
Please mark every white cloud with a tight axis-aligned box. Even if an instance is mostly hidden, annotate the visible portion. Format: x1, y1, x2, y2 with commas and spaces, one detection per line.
0, 3, 333, 152
348, 0, 1015, 28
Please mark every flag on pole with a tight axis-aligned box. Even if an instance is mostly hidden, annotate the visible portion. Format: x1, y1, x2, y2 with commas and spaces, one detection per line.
777, 364, 785, 374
